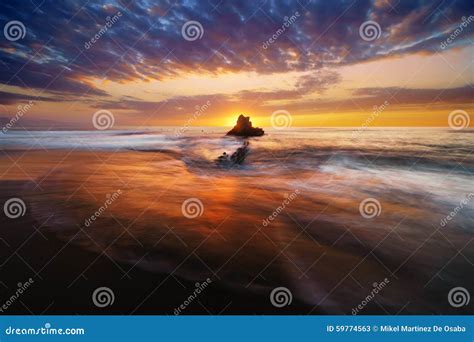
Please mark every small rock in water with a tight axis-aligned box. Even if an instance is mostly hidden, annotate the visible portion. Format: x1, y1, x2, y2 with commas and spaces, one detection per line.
230, 141, 249, 164
226, 114, 264, 137
216, 142, 250, 166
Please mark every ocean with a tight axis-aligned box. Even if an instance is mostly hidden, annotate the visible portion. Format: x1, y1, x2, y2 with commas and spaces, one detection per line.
0, 127, 473, 314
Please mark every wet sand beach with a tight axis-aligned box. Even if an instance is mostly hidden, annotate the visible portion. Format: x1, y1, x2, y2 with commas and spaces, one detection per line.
0, 128, 473, 314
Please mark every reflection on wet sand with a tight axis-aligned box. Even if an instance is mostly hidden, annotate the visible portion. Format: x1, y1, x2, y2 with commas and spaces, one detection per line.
1, 128, 473, 314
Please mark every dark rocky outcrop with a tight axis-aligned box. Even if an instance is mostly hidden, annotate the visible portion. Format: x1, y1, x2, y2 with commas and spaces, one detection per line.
226, 115, 264, 137
216, 141, 250, 165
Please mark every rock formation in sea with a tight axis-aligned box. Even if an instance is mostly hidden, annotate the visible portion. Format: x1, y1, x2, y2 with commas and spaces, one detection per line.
226, 114, 264, 137
217, 141, 250, 165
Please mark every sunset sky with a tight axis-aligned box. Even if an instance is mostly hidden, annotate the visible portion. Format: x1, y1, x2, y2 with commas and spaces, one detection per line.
0, 0, 473, 128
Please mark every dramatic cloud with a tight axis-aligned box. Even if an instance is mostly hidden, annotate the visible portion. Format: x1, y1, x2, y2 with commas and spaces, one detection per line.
354, 85, 474, 105
0, 90, 58, 105
0, 0, 472, 123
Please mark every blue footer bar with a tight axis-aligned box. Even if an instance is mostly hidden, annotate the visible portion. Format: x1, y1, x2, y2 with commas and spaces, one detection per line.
0, 316, 472, 341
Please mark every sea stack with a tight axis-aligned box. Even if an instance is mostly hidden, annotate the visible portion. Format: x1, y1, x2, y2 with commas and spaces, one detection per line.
226, 114, 264, 137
